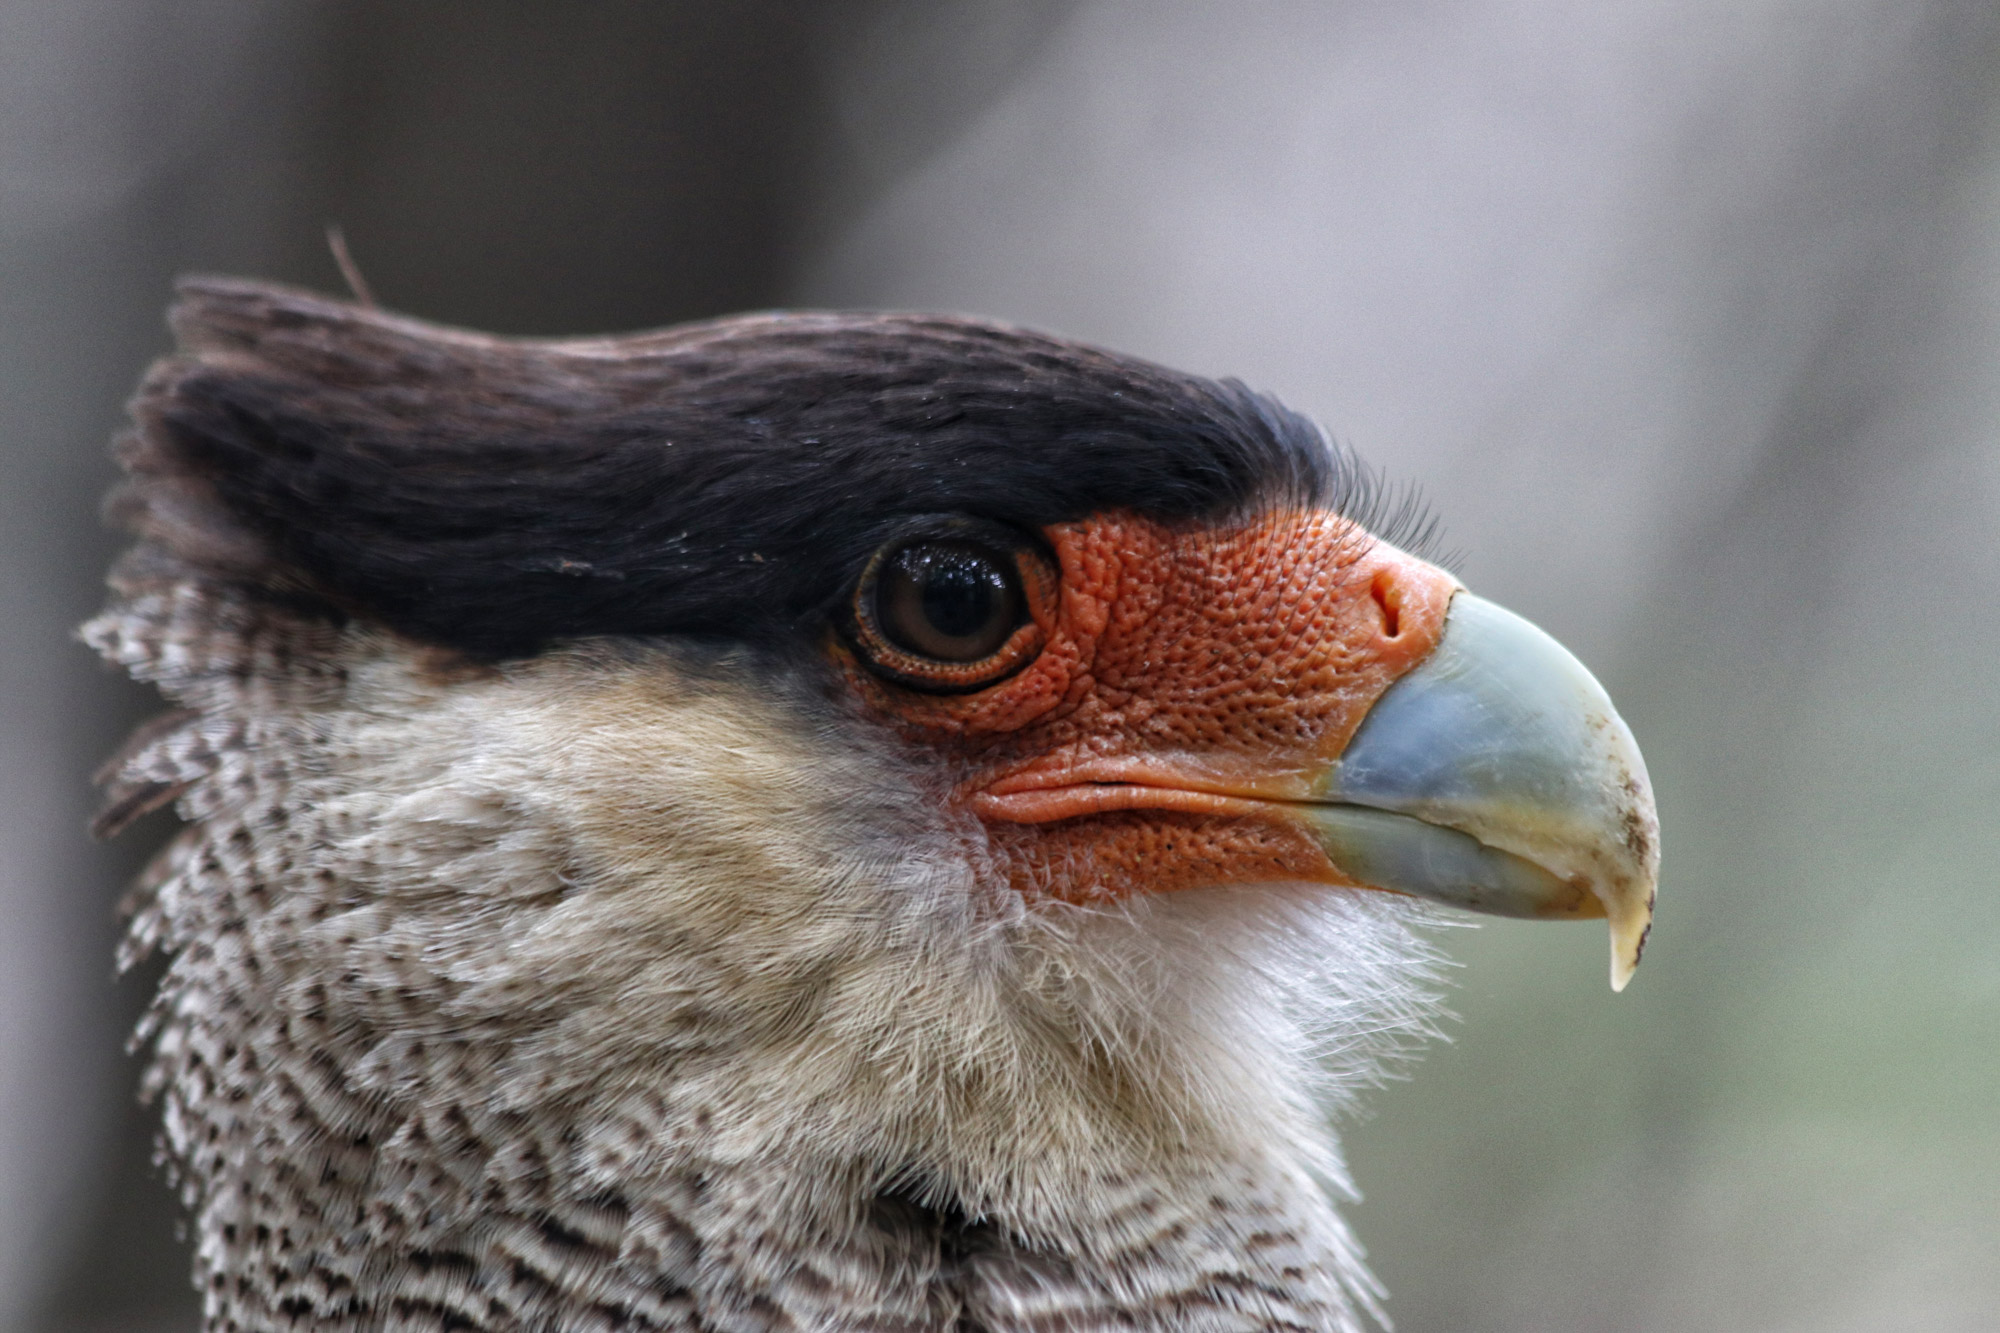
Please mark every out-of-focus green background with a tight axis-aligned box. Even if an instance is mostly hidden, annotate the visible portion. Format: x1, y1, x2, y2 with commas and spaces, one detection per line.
4, 3, 1996, 1330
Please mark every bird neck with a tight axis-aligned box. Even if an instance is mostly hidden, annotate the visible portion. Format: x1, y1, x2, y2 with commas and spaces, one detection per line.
91, 577, 1427, 1332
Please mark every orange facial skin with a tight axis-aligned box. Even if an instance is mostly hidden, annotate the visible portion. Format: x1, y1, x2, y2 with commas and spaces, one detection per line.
836, 511, 1459, 904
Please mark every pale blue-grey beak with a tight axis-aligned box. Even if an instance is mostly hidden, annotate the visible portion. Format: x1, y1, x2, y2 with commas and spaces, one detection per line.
1303, 593, 1659, 989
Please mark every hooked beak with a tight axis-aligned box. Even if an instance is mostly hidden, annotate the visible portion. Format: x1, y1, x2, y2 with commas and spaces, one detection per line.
1305, 592, 1658, 990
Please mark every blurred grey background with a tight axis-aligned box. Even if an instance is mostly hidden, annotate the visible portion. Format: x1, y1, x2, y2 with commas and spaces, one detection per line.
4, 2, 1996, 1329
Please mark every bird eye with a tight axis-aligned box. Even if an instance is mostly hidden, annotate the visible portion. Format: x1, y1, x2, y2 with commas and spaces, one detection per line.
877, 542, 1021, 661
849, 530, 1053, 692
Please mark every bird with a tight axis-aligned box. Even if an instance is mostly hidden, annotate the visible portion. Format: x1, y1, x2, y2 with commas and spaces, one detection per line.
86, 277, 1657, 1333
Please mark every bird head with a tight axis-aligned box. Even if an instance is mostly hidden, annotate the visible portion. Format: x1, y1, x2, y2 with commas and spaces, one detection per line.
87, 279, 1658, 1329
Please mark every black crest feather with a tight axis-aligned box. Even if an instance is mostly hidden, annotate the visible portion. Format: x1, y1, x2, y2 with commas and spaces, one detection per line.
112, 278, 1385, 660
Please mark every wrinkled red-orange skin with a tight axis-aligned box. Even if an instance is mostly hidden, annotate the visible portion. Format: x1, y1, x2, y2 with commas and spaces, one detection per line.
837, 511, 1458, 904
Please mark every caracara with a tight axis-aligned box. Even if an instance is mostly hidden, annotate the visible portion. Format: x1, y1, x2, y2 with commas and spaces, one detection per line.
87, 279, 1656, 1333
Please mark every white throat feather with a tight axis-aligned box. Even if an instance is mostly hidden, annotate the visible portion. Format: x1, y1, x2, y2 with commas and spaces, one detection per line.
88, 573, 1449, 1332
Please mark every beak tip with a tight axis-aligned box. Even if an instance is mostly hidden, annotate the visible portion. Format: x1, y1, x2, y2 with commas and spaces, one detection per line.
1611, 951, 1637, 993
1606, 886, 1655, 993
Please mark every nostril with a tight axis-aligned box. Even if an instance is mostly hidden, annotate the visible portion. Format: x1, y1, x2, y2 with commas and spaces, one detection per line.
1371, 571, 1402, 638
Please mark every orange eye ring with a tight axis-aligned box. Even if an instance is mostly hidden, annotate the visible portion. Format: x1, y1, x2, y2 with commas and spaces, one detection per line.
848, 525, 1058, 694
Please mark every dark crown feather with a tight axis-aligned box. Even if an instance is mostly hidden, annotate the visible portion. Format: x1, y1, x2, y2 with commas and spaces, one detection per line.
108, 278, 1361, 661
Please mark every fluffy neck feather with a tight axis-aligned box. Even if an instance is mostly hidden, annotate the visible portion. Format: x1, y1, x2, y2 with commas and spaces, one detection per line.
87, 570, 1445, 1332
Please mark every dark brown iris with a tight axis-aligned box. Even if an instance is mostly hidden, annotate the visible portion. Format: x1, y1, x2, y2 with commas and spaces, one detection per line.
875, 541, 1024, 662
847, 530, 1053, 693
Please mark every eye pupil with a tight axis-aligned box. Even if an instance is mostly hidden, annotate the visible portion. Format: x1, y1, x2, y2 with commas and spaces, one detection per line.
876, 541, 1024, 662
922, 556, 1002, 638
